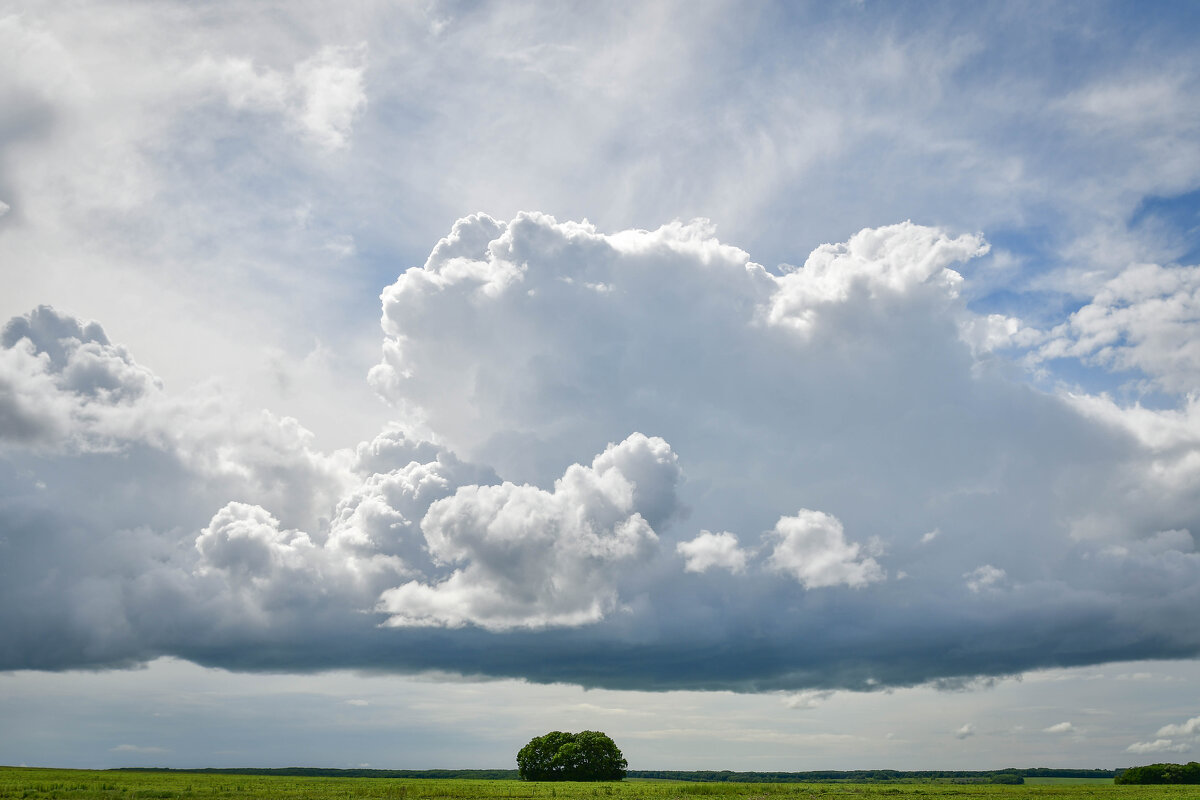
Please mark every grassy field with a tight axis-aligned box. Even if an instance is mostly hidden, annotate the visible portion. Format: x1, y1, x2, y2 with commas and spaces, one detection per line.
0, 768, 1179, 800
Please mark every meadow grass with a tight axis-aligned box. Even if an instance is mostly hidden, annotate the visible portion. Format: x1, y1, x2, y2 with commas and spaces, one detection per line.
0, 768, 1185, 800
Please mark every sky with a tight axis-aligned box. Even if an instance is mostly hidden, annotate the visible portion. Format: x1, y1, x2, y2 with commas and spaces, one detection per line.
2, 0, 1200, 772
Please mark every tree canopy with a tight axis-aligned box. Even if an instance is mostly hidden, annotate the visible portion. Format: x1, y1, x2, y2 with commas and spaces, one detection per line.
1116, 762, 1200, 784
517, 730, 627, 781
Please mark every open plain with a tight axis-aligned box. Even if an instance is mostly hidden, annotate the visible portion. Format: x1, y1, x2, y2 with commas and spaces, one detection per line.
2, 768, 1191, 800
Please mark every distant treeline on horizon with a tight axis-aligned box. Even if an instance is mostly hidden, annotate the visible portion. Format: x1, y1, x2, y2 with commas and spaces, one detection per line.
113, 767, 1117, 784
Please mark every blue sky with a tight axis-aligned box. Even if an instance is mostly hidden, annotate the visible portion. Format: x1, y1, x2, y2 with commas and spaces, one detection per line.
3, 0, 1200, 771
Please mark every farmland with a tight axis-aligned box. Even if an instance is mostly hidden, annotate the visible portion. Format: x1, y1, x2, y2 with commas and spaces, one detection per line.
1, 768, 1192, 800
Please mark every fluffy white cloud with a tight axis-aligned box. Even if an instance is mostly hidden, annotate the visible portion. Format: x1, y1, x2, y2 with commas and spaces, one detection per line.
766, 510, 883, 589
1043, 721, 1073, 734
766, 222, 986, 336
955, 723, 975, 740
677, 531, 748, 574
377, 433, 679, 630
368, 212, 1002, 538
196, 502, 316, 580
1036, 262, 1200, 393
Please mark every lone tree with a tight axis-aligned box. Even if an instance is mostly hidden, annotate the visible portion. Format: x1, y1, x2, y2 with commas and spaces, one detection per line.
517, 730, 627, 781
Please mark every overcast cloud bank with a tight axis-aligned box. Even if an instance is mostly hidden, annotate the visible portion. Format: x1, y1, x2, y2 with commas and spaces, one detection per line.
3, 213, 1199, 692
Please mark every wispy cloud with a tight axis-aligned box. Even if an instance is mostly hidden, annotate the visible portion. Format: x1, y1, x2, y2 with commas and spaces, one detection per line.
110, 744, 168, 754
1157, 715, 1200, 737
1127, 739, 1190, 754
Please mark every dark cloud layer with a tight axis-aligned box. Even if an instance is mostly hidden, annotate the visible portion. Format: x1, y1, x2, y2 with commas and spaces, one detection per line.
2, 216, 1200, 692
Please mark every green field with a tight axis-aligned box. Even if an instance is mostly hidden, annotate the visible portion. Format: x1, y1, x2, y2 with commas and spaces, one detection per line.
0, 768, 1186, 800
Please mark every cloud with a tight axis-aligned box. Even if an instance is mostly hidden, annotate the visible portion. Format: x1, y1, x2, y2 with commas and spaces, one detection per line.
0, 305, 162, 446
1157, 715, 1200, 737
955, 724, 975, 740
766, 510, 884, 589
1043, 721, 1073, 734
196, 502, 317, 581
189, 44, 368, 150
376, 433, 679, 630
782, 689, 835, 710
110, 744, 168, 754
1127, 739, 1190, 754
358, 213, 1200, 689
1035, 262, 1200, 394
677, 531, 748, 574
6, 213, 1200, 694
964, 565, 1006, 593
765, 223, 986, 337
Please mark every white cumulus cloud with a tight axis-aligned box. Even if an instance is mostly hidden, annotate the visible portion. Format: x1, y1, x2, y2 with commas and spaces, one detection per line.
766, 510, 884, 589
1036, 262, 1200, 395
677, 531, 748, 574
377, 433, 679, 630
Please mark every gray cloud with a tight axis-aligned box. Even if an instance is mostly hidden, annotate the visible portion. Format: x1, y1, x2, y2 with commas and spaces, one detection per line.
3, 214, 1200, 694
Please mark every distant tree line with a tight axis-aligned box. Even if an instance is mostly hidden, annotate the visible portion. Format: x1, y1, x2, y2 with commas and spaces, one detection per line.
1020, 769, 1115, 779
1115, 763, 1200, 784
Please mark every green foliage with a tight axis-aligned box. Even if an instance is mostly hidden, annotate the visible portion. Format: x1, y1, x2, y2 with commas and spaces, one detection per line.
1116, 762, 1200, 784
518, 730, 628, 781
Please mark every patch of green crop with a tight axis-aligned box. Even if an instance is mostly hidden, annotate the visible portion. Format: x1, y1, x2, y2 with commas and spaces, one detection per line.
1022, 779, 1114, 786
